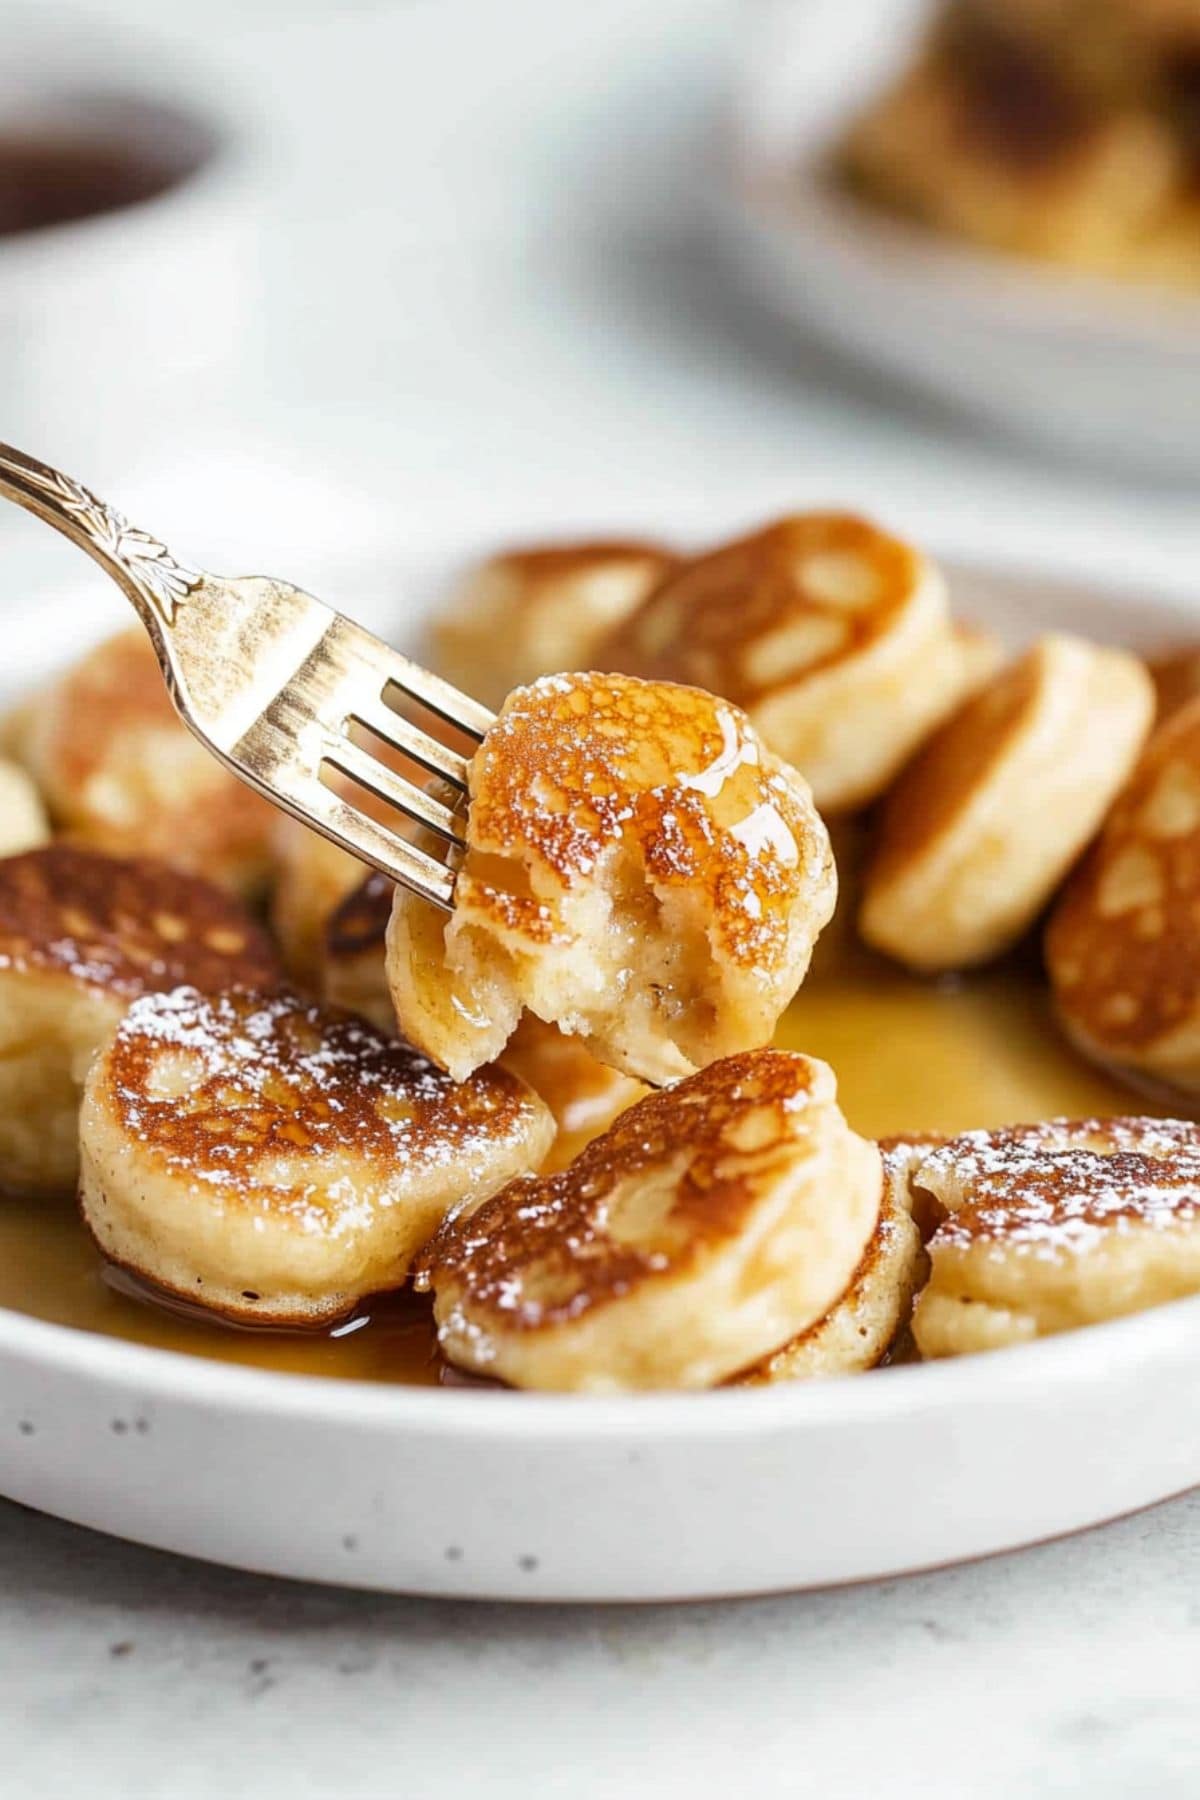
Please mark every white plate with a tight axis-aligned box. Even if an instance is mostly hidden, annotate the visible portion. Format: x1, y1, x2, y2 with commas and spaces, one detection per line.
718, 0, 1200, 475
1, 539, 1199, 1603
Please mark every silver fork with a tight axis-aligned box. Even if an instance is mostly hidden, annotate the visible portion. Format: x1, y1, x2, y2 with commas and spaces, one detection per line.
0, 443, 495, 909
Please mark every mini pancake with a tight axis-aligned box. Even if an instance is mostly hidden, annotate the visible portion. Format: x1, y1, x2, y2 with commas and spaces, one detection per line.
430, 538, 677, 709
0, 845, 281, 1197
904, 1117, 1200, 1357
740, 1136, 925, 1382
387, 671, 836, 1085
1047, 695, 1200, 1095
414, 1049, 881, 1393
861, 633, 1154, 973
80, 987, 555, 1327
0, 757, 49, 857
14, 627, 276, 896
322, 869, 397, 1031
599, 513, 971, 813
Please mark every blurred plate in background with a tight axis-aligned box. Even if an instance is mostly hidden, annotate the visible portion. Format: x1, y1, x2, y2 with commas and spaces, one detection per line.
717, 0, 1200, 477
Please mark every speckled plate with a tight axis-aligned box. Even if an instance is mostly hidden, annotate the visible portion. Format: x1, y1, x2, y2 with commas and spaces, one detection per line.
0, 540, 1198, 1601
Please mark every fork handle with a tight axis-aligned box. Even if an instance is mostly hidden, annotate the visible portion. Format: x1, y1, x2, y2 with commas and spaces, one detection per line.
0, 442, 204, 654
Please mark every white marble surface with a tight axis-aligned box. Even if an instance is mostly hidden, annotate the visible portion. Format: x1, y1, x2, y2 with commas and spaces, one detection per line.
1, 0, 1199, 1788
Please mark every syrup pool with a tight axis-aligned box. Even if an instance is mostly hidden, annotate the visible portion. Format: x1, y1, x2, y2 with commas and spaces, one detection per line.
0, 947, 1172, 1385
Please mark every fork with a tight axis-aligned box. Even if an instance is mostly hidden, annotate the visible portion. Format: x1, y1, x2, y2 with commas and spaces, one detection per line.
0, 443, 495, 909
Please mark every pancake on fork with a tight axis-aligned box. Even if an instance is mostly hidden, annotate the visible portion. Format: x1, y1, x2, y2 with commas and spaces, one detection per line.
740, 1135, 927, 1382
430, 538, 678, 709
1047, 694, 1200, 1095
80, 986, 555, 1327
599, 513, 981, 814
415, 1049, 881, 1393
13, 628, 275, 896
1149, 644, 1200, 723
0, 845, 281, 1197
0, 757, 49, 857
387, 671, 836, 1085
901, 1117, 1200, 1357
861, 633, 1154, 972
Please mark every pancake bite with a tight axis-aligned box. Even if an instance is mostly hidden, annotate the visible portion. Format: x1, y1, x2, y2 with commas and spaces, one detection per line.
80, 987, 554, 1327
600, 513, 971, 813
387, 671, 836, 1085
905, 1118, 1200, 1357
861, 634, 1154, 973
430, 539, 677, 709
0, 758, 49, 856
740, 1136, 925, 1382
1047, 696, 1200, 1094
0, 846, 281, 1197
415, 1049, 881, 1393
13, 627, 275, 896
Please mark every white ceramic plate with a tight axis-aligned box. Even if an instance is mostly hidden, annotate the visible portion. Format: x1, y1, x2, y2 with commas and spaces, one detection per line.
1, 542, 1199, 1603
718, 0, 1200, 475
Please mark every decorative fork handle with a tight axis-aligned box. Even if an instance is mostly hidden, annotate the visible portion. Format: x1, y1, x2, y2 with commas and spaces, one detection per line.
0, 442, 204, 652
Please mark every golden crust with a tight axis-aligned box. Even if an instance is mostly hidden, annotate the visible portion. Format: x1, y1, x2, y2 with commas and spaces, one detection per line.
415, 1048, 882, 1391
388, 672, 835, 1085
600, 513, 967, 812
1047, 695, 1200, 1089
0, 846, 281, 1198
80, 986, 555, 1326
862, 634, 1154, 972
905, 1116, 1200, 1355
15, 628, 276, 895
429, 538, 677, 708
0, 845, 281, 998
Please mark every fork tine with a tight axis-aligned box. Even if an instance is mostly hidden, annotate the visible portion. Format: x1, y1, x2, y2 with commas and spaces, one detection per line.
293, 779, 457, 909
324, 736, 467, 846
345, 692, 473, 791
330, 617, 495, 742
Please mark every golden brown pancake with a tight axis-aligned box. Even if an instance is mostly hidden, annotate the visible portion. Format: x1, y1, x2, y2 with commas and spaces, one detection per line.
1048, 694, 1200, 1094
387, 671, 836, 1084
862, 634, 1154, 972
415, 1048, 881, 1392
903, 1116, 1200, 1356
600, 513, 970, 813
0, 845, 281, 1197
80, 986, 555, 1327
14, 628, 276, 896
430, 538, 678, 708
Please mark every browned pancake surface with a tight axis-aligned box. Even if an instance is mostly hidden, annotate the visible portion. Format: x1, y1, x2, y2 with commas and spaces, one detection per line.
0, 845, 280, 997
415, 1048, 833, 1334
